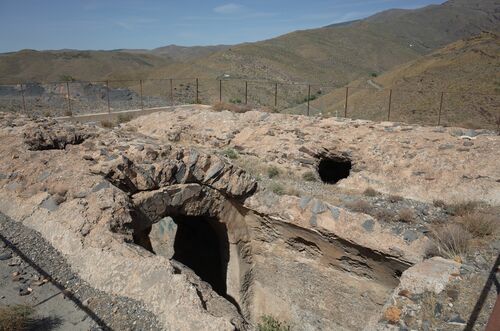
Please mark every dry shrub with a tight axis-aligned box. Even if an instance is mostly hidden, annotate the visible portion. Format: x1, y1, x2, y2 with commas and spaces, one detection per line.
258, 315, 290, 331
384, 306, 401, 324
389, 195, 403, 203
397, 208, 415, 223
363, 187, 378, 197
0, 305, 35, 330
428, 224, 471, 259
458, 212, 498, 238
445, 201, 480, 216
302, 171, 317, 182
212, 102, 252, 113
269, 182, 285, 195
374, 209, 396, 222
433, 199, 446, 208
100, 120, 114, 128
346, 200, 372, 213
267, 166, 280, 178
117, 113, 133, 123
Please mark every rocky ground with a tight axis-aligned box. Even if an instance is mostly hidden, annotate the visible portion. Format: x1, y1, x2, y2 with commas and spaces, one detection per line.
0, 212, 161, 331
0, 107, 498, 330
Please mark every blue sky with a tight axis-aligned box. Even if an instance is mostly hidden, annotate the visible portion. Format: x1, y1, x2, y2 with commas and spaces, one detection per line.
0, 0, 443, 52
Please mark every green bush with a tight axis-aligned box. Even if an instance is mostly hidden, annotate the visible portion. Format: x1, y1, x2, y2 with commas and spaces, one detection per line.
258, 315, 290, 331
267, 166, 280, 178
223, 148, 238, 159
59, 74, 75, 82
302, 171, 316, 182
269, 183, 285, 195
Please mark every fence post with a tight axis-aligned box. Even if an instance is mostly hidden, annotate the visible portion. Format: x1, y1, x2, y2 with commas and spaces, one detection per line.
196, 78, 199, 104
274, 82, 278, 108
307, 84, 311, 116
438, 91, 444, 126
106, 80, 111, 113
219, 80, 222, 103
245, 81, 248, 105
344, 87, 349, 117
139, 79, 144, 110
387, 89, 393, 121
170, 79, 173, 106
66, 81, 72, 116
20, 83, 26, 113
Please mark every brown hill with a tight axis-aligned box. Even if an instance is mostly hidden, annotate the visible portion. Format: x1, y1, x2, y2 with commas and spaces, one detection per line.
308, 32, 500, 129
1, 0, 498, 87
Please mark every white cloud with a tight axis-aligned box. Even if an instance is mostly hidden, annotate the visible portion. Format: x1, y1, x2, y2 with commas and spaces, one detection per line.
214, 3, 245, 14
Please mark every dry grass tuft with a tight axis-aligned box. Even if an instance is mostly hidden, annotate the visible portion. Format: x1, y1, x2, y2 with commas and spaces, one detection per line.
269, 182, 285, 196
389, 195, 403, 203
346, 200, 372, 214
445, 201, 480, 216
433, 199, 446, 208
267, 166, 280, 178
302, 171, 317, 182
212, 102, 252, 113
383, 306, 401, 324
458, 212, 498, 238
428, 223, 471, 260
117, 113, 133, 123
397, 208, 415, 223
0, 304, 35, 331
363, 187, 379, 197
100, 120, 115, 128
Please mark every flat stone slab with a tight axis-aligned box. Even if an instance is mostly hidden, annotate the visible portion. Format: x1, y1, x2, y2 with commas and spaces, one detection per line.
399, 257, 461, 294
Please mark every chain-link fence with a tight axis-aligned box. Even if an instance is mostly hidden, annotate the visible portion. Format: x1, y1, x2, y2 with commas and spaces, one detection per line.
0, 78, 498, 129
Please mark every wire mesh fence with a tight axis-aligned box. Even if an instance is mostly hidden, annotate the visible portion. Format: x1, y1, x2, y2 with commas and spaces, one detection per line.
0, 78, 498, 130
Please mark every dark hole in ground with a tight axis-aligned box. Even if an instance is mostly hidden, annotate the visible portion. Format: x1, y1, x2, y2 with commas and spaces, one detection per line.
172, 216, 229, 297
317, 157, 352, 184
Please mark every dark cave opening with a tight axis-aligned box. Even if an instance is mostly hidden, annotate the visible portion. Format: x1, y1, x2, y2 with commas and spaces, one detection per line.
317, 157, 352, 184
172, 215, 229, 297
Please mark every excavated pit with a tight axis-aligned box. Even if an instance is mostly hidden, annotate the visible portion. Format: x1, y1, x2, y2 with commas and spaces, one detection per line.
171, 215, 229, 297
317, 156, 352, 184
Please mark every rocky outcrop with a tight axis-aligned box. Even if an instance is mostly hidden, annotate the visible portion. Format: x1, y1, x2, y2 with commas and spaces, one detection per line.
23, 120, 91, 150
1, 111, 498, 331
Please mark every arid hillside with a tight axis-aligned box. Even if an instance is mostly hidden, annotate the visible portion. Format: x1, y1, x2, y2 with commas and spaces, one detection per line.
308, 32, 500, 129
0, 0, 498, 88
151, 0, 499, 85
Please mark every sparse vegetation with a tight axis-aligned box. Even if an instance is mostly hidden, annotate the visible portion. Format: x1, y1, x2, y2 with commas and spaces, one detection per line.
428, 223, 471, 260
223, 148, 239, 160
346, 200, 372, 213
363, 187, 378, 197
445, 201, 480, 216
0, 304, 35, 331
100, 120, 114, 128
397, 208, 415, 223
267, 166, 280, 178
269, 182, 285, 195
370, 72, 378, 78
389, 195, 403, 203
64, 110, 73, 117
117, 113, 133, 123
258, 315, 290, 331
59, 74, 75, 82
212, 102, 251, 113
433, 199, 446, 208
302, 171, 317, 182
458, 212, 498, 238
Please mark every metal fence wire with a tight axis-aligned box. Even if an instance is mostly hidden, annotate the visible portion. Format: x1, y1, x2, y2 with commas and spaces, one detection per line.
0, 78, 498, 129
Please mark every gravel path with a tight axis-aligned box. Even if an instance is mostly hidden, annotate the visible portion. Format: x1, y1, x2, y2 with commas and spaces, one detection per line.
0, 212, 163, 331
